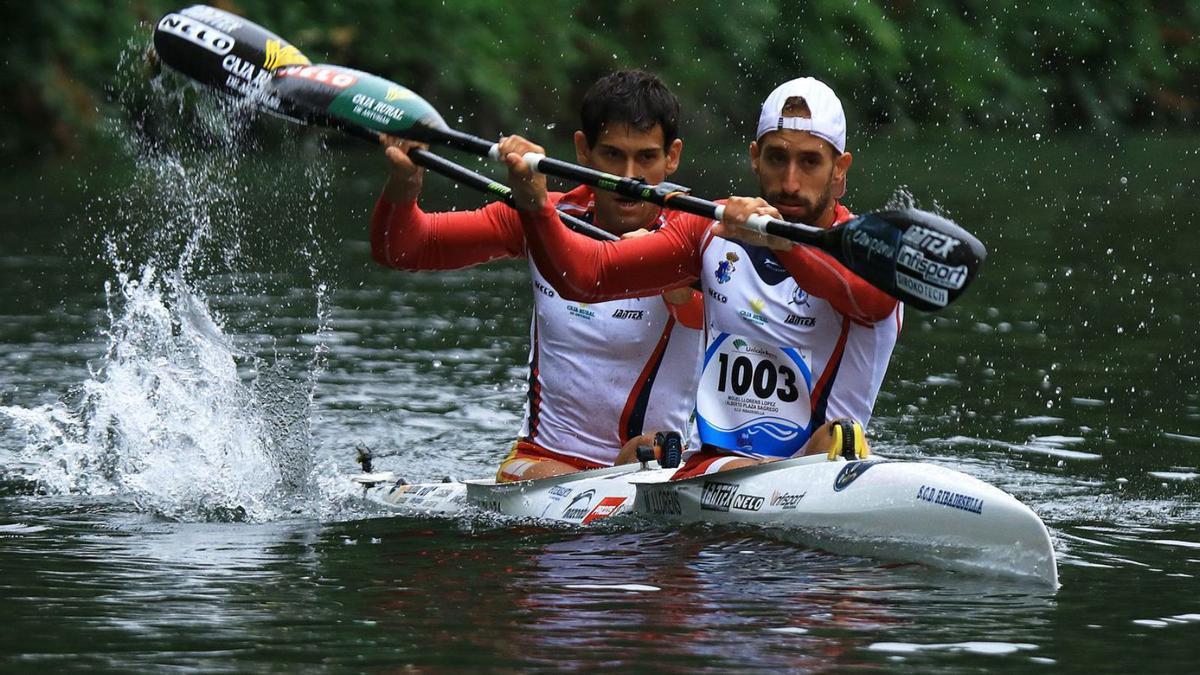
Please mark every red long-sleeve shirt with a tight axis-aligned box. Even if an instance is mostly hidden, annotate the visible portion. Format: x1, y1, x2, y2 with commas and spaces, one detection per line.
518, 201, 898, 325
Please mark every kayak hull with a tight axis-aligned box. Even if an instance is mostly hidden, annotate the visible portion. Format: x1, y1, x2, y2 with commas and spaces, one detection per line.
353, 456, 1057, 586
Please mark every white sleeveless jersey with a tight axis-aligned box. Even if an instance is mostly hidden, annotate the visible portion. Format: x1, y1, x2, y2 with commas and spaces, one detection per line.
693, 234, 901, 458
518, 257, 702, 465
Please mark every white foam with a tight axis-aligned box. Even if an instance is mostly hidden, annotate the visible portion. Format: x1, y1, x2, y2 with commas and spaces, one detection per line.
867, 641, 1038, 656
564, 583, 661, 592
1148, 539, 1200, 549
1013, 416, 1065, 426
1147, 471, 1199, 481
1164, 432, 1200, 444
0, 523, 50, 534
765, 627, 809, 634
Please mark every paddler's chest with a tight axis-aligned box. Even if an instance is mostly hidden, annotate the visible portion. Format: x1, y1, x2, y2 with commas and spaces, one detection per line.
700, 238, 841, 345
528, 259, 670, 350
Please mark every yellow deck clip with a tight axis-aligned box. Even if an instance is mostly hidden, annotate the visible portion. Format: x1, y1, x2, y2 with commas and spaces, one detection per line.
826, 419, 870, 461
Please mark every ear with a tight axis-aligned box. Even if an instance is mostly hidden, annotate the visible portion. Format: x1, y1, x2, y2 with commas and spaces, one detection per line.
834, 151, 852, 181
749, 140, 761, 174
832, 151, 852, 199
573, 130, 591, 165
664, 138, 683, 176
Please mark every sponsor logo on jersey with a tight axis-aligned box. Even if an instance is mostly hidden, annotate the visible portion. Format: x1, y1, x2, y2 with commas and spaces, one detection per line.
158, 14, 235, 56
263, 39, 310, 70
561, 489, 596, 520
916, 484, 983, 514
700, 481, 738, 511
715, 252, 739, 284
833, 460, 885, 492
612, 309, 645, 320
534, 279, 556, 298
769, 490, 805, 509
790, 287, 810, 307
785, 315, 816, 327
738, 299, 768, 326
582, 496, 627, 524
762, 257, 785, 273
645, 489, 682, 515
731, 493, 764, 511
707, 288, 728, 304
567, 304, 595, 321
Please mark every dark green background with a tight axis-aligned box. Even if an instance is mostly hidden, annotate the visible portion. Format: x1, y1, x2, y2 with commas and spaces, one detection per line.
3, 0, 1197, 158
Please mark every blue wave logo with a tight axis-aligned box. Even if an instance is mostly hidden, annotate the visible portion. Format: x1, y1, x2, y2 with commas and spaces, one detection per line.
833, 461, 886, 492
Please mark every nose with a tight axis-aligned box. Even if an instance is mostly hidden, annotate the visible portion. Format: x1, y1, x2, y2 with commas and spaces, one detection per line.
781, 162, 803, 195
619, 156, 638, 178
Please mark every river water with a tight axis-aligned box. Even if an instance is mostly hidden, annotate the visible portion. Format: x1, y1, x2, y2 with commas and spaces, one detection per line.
1, 89, 1198, 671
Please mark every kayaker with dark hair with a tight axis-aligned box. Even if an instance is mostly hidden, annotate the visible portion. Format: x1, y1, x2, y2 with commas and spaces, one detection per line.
370, 70, 702, 483
501, 76, 902, 479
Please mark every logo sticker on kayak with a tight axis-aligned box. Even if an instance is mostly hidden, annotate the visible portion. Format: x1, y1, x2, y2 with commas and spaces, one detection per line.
645, 490, 681, 515
561, 489, 595, 520
582, 497, 627, 524
701, 481, 738, 512
833, 460, 887, 492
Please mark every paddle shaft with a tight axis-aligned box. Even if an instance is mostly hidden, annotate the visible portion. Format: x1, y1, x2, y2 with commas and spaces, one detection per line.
414, 126, 834, 247
151, 5, 984, 311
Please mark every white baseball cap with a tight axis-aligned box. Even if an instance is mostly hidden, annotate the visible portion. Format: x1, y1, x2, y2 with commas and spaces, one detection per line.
755, 77, 847, 154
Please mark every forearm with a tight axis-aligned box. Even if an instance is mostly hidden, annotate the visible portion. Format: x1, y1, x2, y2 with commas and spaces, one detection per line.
777, 246, 898, 323
370, 195, 525, 271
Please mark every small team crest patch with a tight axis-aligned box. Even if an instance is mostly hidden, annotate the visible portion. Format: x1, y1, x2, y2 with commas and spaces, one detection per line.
790, 287, 810, 307
715, 252, 739, 284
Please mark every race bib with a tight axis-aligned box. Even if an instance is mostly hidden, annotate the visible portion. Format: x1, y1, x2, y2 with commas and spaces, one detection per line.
695, 333, 813, 457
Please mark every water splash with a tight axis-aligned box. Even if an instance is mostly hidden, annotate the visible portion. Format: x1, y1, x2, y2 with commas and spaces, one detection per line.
0, 35, 335, 522
2, 268, 316, 521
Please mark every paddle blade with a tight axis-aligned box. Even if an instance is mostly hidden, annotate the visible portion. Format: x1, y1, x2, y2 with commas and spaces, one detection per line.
271, 64, 447, 138
835, 209, 987, 312
152, 5, 309, 113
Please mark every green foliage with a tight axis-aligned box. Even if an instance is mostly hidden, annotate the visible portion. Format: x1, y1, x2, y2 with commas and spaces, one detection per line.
1, 0, 1195, 157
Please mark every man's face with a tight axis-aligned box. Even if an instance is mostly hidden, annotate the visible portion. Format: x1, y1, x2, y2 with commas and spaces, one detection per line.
575, 124, 682, 234
750, 129, 851, 227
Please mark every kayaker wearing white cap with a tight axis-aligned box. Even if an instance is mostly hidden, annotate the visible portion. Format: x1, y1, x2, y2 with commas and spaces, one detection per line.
501, 76, 903, 479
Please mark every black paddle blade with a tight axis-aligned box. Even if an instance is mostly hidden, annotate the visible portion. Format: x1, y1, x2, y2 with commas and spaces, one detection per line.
834, 209, 987, 312
152, 5, 309, 113
269, 63, 448, 138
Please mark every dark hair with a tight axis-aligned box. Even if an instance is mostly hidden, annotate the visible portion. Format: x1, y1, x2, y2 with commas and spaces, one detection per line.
580, 70, 680, 148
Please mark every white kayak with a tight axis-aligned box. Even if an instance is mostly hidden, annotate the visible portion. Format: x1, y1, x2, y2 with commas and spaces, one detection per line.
352, 454, 1058, 586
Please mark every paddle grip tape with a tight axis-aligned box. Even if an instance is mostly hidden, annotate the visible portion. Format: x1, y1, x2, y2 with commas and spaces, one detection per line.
712, 205, 773, 235
486, 144, 546, 172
